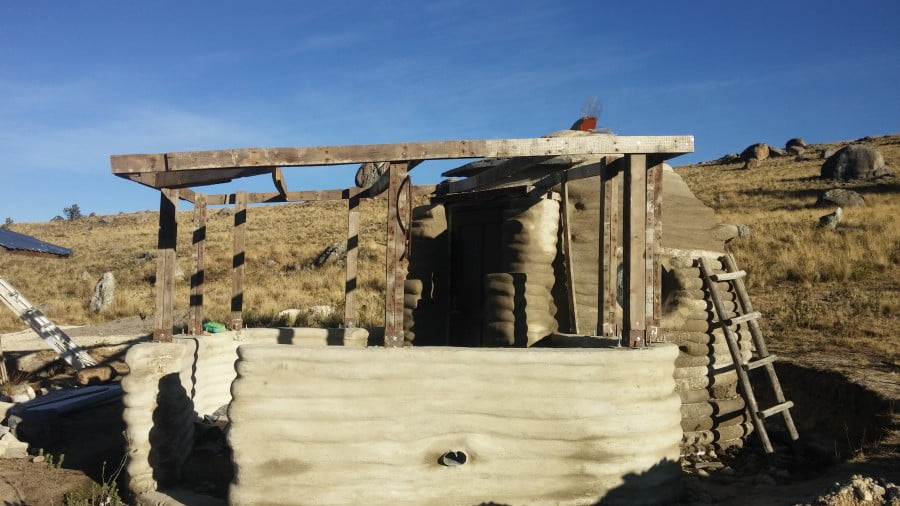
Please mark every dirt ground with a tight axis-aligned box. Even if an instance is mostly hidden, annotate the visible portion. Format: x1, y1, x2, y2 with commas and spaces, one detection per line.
1, 319, 898, 505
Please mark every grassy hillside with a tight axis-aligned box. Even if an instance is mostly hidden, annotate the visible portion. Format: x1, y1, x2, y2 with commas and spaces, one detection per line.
676, 134, 899, 364
0, 198, 396, 332
2, 135, 897, 368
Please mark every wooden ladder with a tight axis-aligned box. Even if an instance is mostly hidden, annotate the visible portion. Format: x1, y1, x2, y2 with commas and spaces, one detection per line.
0, 274, 97, 371
698, 253, 800, 454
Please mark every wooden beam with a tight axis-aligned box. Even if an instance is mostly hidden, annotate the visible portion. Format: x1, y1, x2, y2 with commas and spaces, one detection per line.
622, 154, 647, 347
188, 194, 207, 335
560, 180, 578, 334
110, 135, 694, 173
444, 156, 555, 194
121, 167, 272, 189
272, 167, 288, 198
383, 162, 410, 347
154, 189, 178, 342
177, 188, 197, 204
230, 191, 248, 331
599, 157, 621, 337
203, 184, 437, 205
344, 194, 360, 328
647, 162, 664, 341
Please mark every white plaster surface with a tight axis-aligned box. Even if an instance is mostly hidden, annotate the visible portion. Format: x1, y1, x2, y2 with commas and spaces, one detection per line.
228, 343, 683, 505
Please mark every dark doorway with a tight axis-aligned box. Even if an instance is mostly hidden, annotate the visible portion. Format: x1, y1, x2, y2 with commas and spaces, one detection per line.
447, 205, 504, 346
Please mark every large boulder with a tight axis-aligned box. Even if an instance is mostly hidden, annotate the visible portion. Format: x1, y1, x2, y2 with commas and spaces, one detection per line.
90, 272, 116, 312
313, 241, 347, 267
740, 143, 770, 162
355, 161, 390, 188
816, 189, 866, 208
820, 145, 892, 180
786, 138, 807, 150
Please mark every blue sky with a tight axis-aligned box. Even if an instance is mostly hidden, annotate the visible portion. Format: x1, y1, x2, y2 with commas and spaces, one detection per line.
2, 1, 898, 223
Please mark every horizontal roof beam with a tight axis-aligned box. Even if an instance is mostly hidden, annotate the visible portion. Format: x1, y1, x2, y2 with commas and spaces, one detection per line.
110, 135, 694, 173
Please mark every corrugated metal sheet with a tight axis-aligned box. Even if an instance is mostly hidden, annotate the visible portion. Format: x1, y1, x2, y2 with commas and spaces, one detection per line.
0, 228, 72, 257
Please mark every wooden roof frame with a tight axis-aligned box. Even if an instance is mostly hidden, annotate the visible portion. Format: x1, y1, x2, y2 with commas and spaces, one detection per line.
110, 134, 694, 346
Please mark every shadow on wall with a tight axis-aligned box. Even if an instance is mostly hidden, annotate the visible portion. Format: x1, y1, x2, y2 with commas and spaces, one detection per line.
148, 373, 193, 488
474, 458, 683, 506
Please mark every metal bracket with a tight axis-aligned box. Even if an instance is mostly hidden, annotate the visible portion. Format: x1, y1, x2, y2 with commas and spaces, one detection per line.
602, 322, 618, 337
384, 334, 405, 348
628, 329, 646, 348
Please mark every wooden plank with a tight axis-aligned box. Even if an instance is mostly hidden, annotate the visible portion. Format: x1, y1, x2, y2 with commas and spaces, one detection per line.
622, 154, 647, 347
122, 167, 272, 189
383, 162, 410, 347
344, 194, 360, 328
599, 157, 621, 337
271, 167, 289, 198
444, 156, 555, 194
652, 161, 663, 337
110, 135, 695, 173
154, 188, 178, 342
646, 162, 663, 341
203, 185, 438, 206
177, 188, 197, 204
231, 190, 248, 330
559, 180, 578, 333
188, 193, 207, 335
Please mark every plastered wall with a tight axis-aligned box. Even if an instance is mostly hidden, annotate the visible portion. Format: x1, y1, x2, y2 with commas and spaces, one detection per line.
228, 344, 683, 506
121, 328, 368, 496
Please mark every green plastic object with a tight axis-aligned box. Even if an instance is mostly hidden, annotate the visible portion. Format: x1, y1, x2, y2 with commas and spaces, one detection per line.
203, 321, 227, 333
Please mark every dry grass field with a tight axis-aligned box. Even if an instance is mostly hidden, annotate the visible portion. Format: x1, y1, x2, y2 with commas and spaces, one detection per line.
676, 134, 899, 365
0, 197, 402, 333
1, 135, 897, 372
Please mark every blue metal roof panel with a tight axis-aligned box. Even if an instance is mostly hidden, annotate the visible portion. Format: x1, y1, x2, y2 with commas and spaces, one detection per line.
0, 228, 72, 257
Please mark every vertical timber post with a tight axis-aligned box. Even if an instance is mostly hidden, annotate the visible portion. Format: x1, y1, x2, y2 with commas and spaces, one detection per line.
560, 178, 578, 334
384, 161, 410, 347
598, 157, 620, 337
230, 190, 247, 331
189, 193, 207, 335
647, 161, 663, 340
154, 188, 178, 342
344, 193, 360, 328
623, 154, 647, 347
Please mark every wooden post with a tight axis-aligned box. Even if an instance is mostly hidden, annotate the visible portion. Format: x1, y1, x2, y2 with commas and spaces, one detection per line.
154, 188, 178, 342
598, 158, 620, 337
189, 193, 207, 335
384, 162, 410, 347
0, 337, 8, 384
230, 190, 248, 331
344, 194, 360, 327
559, 180, 579, 333
647, 162, 663, 341
622, 154, 647, 347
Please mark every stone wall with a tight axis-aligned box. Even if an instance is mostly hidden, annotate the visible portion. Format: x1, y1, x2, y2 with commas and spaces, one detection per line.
228, 344, 683, 506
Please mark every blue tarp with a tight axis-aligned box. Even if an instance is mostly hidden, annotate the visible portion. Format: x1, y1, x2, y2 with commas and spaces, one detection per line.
0, 228, 72, 257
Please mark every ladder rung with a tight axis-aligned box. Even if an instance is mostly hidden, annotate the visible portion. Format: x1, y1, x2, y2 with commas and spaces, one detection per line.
710, 270, 747, 282
728, 311, 761, 326
759, 401, 794, 419
746, 354, 777, 370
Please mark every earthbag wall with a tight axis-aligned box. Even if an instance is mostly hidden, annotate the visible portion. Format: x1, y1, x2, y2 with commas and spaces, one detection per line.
121, 328, 367, 495
660, 251, 755, 452
228, 344, 683, 506
403, 204, 449, 345
483, 197, 560, 346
